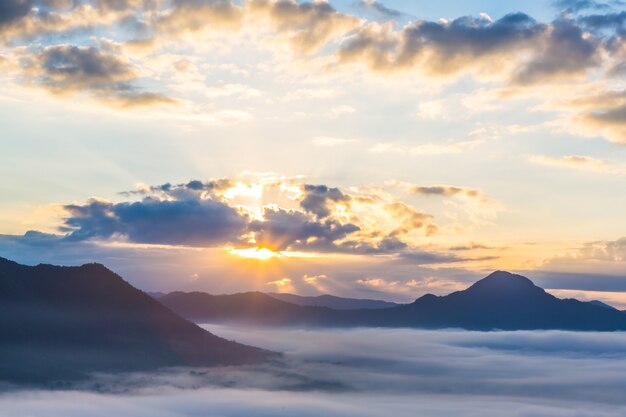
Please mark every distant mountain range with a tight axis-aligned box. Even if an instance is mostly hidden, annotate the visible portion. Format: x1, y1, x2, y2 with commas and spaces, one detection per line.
0, 257, 271, 386
159, 271, 626, 331
268, 293, 398, 310
3, 255, 625, 386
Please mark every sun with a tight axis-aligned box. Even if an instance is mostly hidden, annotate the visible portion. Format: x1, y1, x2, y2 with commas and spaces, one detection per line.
228, 247, 279, 260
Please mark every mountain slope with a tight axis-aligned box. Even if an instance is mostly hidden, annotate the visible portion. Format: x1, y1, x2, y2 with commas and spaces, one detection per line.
0, 257, 272, 385
390, 271, 626, 330
159, 291, 334, 325
268, 293, 398, 310
588, 300, 617, 310
159, 271, 626, 331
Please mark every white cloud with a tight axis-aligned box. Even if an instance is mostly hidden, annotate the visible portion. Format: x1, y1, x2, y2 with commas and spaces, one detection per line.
5, 328, 626, 416
529, 154, 626, 175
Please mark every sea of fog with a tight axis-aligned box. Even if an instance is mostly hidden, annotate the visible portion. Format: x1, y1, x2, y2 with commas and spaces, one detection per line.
2, 326, 626, 417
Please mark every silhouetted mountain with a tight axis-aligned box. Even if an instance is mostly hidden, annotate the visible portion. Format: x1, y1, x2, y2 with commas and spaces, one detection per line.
588, 300, 616, 310
0, 257, 271, 386
160, 271, 626, 331
268, 293, 398, 310
148, 291, 168, 299
159, 291, 326, 325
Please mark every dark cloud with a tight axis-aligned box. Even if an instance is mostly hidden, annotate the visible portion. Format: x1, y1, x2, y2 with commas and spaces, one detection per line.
40, 45, 133, 87
340, 13, 547, 74
62, 197, 248, 246
249, 207, 361, 252
513, 19, 601, 84
248, 202, 422, 256
401, 13, 544, 65
300, 184, 350, 219
0, 0, 33, 26
579, 10, 626, 29
22, 45, 175, 106
120, 179, 233, 197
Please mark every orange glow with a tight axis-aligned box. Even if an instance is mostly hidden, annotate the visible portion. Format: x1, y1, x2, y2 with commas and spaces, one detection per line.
226, 246, 323, 261
229, 247, 279, 260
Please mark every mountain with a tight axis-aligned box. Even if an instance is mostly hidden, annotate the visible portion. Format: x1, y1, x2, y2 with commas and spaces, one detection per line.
388, 271, 626, 330
268, 293, 398, 310
158, 291, 329, 325
159, 271, 626, 331
588, 300, 617, 310
0, 257, 272, 385
148, 291, 168, 299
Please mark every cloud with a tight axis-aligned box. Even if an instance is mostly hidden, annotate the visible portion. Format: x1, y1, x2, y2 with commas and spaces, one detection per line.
300, 184, 350, 219
19, 45, 175, 106
5, 328, 626, 417
248, 0, 361, 53
549, 237, 626, 264
410, 185, 482, 198
383, 201, 437, 237
579, 10, 626, 29
396, 250, 464, 264
388, 181, 503, 226
0, 1, 143, 42
449, 242, 495, 251
555, 89, 626, 143
0, 0, 623, 143
356, 0, 405, 19
407, 184, 497, 209
62, 197, 248, 246
339, 13, 547, 77
248, 207, 361, 252
553, 0, 617, 13
158, 0, 244, 34
529, 154, 626, 174
580, 103, 626, 143
0, 230, 484, 302
0, 0, 33, 27
41, 177, 445, 258
512, 19, 601, 84
535, 237, 626, 293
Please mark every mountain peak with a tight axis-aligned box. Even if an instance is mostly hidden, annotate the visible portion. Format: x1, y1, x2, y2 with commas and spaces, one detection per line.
466, 271, 542, 295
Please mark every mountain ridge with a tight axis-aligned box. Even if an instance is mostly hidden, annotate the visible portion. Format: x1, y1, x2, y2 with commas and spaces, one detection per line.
268, 293, 398, 310
159, 270, 626, 331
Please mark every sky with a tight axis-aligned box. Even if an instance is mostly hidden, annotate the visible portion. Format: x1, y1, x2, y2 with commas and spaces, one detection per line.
2, 327, 626, 416
1, 0, 626, 306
